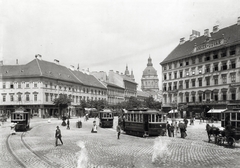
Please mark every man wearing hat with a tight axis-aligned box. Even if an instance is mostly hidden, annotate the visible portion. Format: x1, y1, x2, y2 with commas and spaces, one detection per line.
55, 126, 63, 146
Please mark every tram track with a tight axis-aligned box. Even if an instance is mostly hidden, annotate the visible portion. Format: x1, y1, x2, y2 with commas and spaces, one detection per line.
6, 124, 61, 168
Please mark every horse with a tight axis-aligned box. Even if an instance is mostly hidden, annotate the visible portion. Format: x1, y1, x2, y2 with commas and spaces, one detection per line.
206, 124, 220, 143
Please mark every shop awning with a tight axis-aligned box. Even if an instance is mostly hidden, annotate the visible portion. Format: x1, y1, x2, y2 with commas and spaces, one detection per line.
168, 110, 179, 113
207, 109, 227, 113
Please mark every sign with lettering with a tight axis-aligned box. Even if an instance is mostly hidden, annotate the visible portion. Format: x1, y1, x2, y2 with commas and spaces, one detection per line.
193, 38, 226, 52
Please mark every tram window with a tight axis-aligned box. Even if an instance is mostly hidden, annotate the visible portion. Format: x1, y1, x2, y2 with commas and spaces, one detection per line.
133, 114, 136, 122
231, 121, 236, 128
237, 113, 240, 120
103, 113, 107, 118
140, 114, 143, 122
156, 115, 160, 122
231, 113, 236, 120
152, 114, 155, 122
137, 114, 139, 122
221, 113, 224, 120
237, 122, 240, 128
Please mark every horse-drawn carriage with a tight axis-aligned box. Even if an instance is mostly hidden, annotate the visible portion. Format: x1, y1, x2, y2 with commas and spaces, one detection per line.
206, 109, 240, 147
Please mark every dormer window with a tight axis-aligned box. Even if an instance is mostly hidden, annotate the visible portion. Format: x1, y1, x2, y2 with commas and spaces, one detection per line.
230, 46, 236, 56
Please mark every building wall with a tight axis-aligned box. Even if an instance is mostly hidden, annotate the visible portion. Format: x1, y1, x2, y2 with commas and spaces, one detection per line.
161, 32, 240, 117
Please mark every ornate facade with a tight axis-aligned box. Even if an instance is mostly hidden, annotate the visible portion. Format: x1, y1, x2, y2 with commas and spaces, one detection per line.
160, 17, 240, 118
141, 57, 159, 92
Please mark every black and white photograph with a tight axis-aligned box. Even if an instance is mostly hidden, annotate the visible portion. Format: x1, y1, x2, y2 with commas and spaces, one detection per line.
1, 0, 240, 167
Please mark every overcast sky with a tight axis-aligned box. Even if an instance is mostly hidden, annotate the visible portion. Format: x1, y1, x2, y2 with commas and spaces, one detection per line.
1, 0, 240, 90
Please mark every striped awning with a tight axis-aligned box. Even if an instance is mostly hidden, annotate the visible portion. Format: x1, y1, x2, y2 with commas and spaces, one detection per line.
207, 109, 227, 113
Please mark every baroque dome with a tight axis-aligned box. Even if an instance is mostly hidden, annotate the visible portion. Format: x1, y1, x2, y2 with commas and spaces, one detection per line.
142, 57, 157, 76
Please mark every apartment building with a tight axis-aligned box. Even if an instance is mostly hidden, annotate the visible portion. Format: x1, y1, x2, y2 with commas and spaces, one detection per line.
0, 55, 107, 117
160, 17, 240, 118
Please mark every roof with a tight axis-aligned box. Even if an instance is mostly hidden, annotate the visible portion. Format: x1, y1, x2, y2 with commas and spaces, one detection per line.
207, 109, 227, 113
126, 108, 161, 114
1, 58, 107, 89
137, 90, 150, 97
161, 23, 240, 64
121, 75, 138, 84
103, 81, 125, 90
99, 109, 113, 113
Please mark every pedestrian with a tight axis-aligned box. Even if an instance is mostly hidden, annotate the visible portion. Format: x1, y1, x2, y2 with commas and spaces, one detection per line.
179, 121, 186, 138
170, 123, 175, 137
174, 121, 178, 136
55, 126, 63, 146
166, 121, 171, 137
91, 122, 97, 133
116, 124, 121, 139
184, 118, 188, 128
66, 119, 70, 129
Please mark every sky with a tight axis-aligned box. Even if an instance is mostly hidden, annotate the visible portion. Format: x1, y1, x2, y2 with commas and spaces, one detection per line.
1, 0, 240, 90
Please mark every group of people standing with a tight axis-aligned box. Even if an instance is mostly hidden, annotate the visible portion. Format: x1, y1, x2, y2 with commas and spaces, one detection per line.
166, 118, 188, 138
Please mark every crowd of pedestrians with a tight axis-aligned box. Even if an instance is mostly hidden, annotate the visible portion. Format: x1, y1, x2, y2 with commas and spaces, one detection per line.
166, 118, 190, 138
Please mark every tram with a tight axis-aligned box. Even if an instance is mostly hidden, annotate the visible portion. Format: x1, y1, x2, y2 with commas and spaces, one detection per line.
121, 108, 167, 137
11, 107, 30, 131
98, 109, 114, 128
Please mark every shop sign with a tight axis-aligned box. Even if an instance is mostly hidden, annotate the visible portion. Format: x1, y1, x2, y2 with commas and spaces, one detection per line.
194, 38, 226, 52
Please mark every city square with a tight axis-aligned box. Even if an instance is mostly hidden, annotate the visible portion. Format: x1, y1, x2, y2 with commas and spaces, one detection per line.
1, 117, 240, 168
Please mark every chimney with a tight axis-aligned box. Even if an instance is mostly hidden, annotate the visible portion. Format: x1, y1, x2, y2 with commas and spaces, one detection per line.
54, 59, 59, 64
189, 34, 194, 41
70, 65, 74, 71
116, 71, 119, 74
192, 30, 200, 37
204, 29, 210, 37
16, 59, 18, 65
179, 37, 185, 45
238, 17, 240, 25
35, 54, 42, 60
213, 25, 219, 33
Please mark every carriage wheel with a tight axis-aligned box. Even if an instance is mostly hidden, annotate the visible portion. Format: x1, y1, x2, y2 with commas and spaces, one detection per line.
227, 137, 235, 147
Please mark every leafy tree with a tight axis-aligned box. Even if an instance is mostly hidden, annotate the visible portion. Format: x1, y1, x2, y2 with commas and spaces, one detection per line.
144, 96, 162, 110
126, 96, 141, 109
53, 94, 72, 119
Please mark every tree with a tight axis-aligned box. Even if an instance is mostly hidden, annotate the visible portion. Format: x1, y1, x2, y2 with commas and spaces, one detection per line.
144, 96, 162, 110
126, 96, 141, 109
53, 94, 72, 119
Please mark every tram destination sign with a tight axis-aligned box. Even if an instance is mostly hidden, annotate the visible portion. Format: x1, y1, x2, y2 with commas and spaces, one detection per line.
193, 38, 226, 53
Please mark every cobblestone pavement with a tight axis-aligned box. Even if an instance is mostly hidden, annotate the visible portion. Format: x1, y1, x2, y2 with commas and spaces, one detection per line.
1, 117, 240, 168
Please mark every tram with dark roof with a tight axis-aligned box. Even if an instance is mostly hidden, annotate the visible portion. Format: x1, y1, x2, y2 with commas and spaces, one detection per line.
11, 107, 30, 131
98, 109, 114, 128
121, 108, 167, 137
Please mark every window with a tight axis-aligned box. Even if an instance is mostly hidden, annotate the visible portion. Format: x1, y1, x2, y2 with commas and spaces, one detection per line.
163, 84, 167, 91
26, 83, 29, 88
231, 73, 236, 83
180, 61, 183, 67
232, 92, 236, 100
221, 50, 227, 57
205, 55, 210, 61
192, 96, 195, 102
214, 77, 218, 85
3, 83, 6, 89
214, 94, 218, 101
206, 77, 210, 86
198, 56, 202, 63
230, 46, 236, 55
185, 80, 189, 89
198, 67, 202, 74
192, 79, 195, 87
34, 83, 38, 87
186, 70, 189, 76
34, 94, 37, 101
45, 93, 49, 102
45, 84, 48, 88
10, 83, 14, 89
174, 72, 177, 79
174, 63, 177, 68
18, 83, 21, 88
169, 73, 172, 80
10, 95, 14, 101
186, 61, 189, 66
199, 95, 202, 102
3, 95, 6, 102
213, 52, 218, 59
198, 78, 202, 87
230, 60, 236, 69
192, 69, 195, 75
222, 74, 227, 84
192, 58, 195, 64
205, 65, 210, 73
223, 92, 227, 101
18, 94, 21, 101
222, 62, 227, 70
26, 94, 30, 101
163, 66, 167, 71
179, 71, 183, 78
169, 64, 172, 69
214, 64, 218, 71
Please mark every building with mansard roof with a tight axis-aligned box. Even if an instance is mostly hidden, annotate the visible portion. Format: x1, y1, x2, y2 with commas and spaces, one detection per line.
0, 55, 107, 118
160, 17, 240, 120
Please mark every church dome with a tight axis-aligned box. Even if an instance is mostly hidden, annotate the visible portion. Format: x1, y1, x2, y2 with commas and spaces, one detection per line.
142, 57, 157, 76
